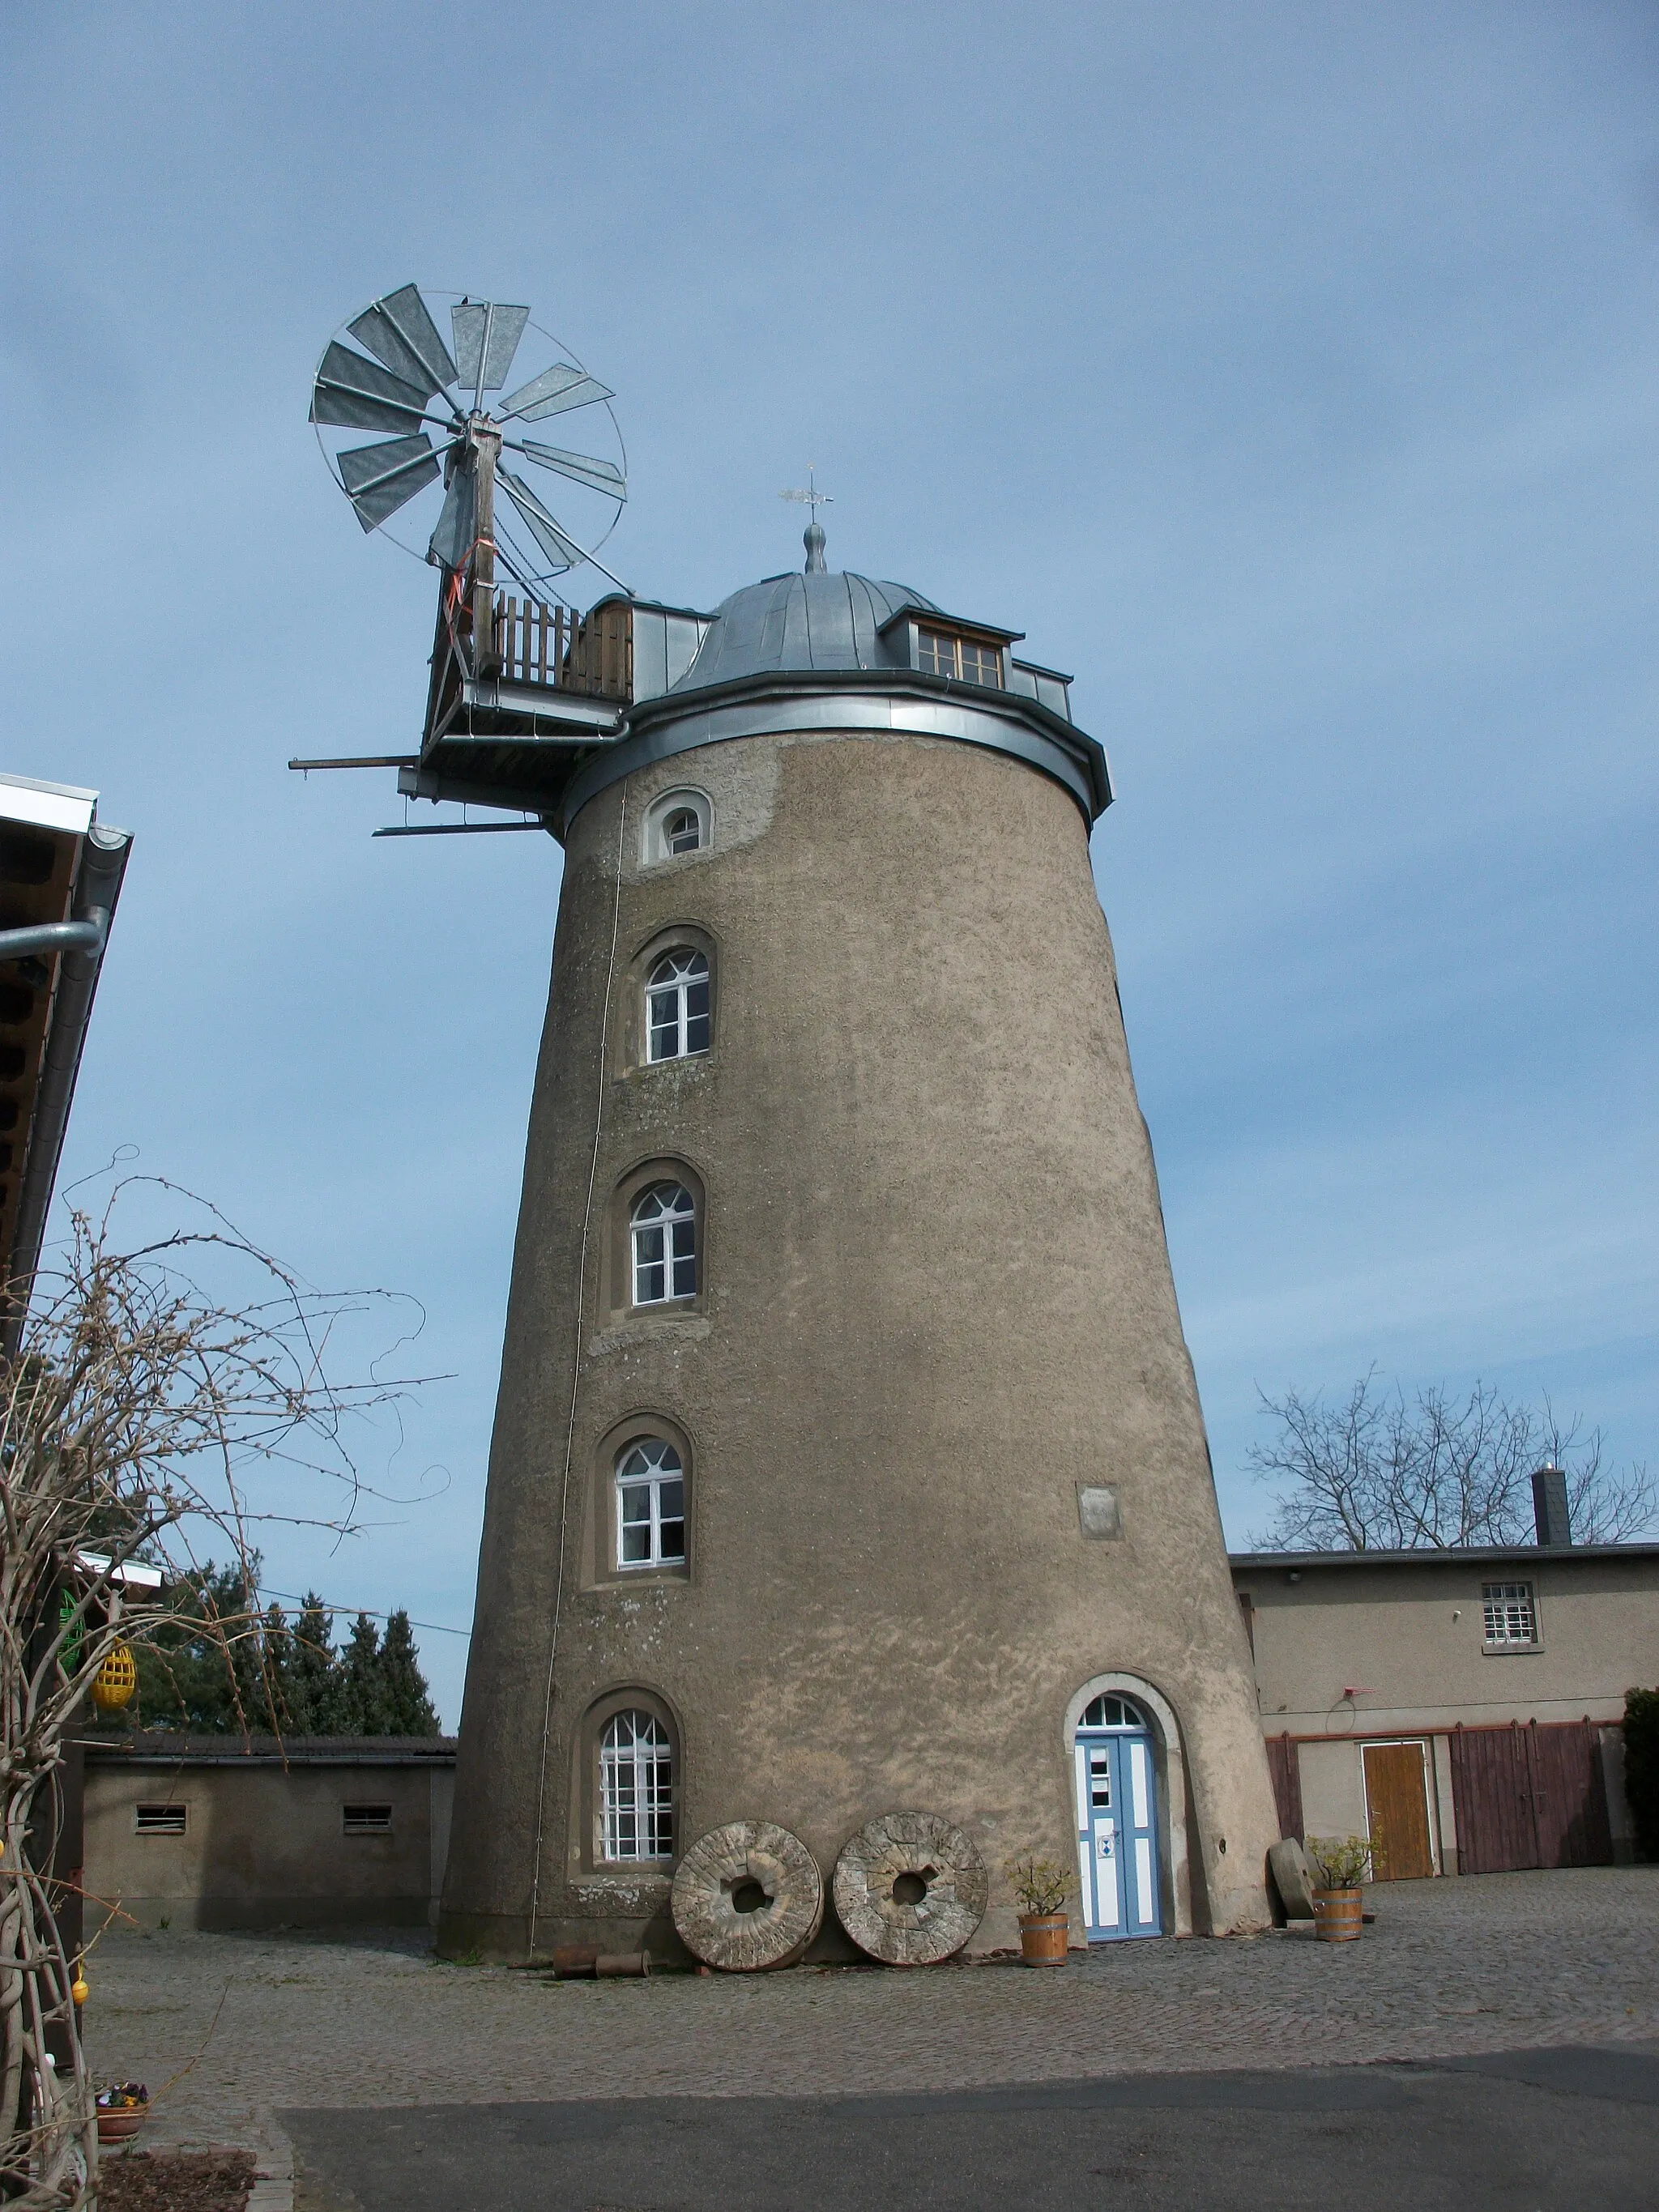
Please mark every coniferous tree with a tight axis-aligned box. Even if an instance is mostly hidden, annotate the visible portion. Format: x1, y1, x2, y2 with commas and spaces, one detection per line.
339, 1613, 392, 1735
380, 1609, 440, 1735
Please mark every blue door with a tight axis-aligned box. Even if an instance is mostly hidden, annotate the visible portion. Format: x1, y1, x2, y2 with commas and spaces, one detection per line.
1073, 1701, 1162, 1939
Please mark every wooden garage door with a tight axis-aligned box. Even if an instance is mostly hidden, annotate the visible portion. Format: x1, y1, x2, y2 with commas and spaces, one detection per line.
1362, 1741, 1435, 1881
1448, 1721, 1613, 1874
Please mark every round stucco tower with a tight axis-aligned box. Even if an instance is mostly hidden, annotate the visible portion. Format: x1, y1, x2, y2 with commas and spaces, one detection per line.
439, 554, 1279, 1961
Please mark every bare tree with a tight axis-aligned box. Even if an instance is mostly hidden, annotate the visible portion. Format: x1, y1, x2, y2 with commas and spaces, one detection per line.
1247, 1370, 1655, 1553
0, 1181, 423, 2207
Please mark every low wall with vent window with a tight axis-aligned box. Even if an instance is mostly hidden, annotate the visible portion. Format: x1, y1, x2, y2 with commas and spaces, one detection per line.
82, 1736, 456, 1930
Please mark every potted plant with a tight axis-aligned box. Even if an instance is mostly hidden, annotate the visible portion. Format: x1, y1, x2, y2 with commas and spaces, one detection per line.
96, 2084, 150, 2144
1004, 1856, 1073, 1965
1305, 1835, 1371, 1942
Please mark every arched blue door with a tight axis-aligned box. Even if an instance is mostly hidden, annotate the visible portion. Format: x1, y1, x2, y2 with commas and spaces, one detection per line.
1073, 1694, 1162, 1939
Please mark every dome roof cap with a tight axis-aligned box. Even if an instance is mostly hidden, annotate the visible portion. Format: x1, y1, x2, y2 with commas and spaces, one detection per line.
671, 569, 940, 693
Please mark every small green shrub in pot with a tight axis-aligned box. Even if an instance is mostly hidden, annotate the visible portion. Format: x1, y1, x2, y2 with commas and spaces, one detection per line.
1004, 1856, 1072, 1916
1304, 1835, 1373, 1890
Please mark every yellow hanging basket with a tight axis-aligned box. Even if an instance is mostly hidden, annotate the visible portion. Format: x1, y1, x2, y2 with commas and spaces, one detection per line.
92, 1643, 138, 1711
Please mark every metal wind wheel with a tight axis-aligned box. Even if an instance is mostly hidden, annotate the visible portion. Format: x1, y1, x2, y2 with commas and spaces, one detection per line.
309, 283, 627, 590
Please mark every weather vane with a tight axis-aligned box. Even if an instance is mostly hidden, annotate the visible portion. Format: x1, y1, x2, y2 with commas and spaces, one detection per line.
780, 467, 832, 573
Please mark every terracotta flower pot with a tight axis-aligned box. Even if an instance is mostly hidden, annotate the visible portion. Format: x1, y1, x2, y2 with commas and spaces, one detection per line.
96, 2104, 148, 2144
1311, 1886, 1363, 1942
1017, 1912, 1069, 1966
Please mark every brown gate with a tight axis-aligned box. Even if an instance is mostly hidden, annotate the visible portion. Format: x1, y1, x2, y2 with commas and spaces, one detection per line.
1448, 1720, 1612, 1873
1265, 1733, 1303, 1840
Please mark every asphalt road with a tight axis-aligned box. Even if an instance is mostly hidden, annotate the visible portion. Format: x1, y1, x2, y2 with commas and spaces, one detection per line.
285, 2041, 1659, 2211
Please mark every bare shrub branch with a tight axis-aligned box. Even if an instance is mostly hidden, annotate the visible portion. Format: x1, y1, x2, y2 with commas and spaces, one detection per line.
0, 1178, 430, 2206
1246, 1369, 1655, 1553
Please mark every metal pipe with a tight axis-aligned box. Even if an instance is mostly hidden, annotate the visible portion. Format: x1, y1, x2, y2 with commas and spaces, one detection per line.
6, 825, 132, 1347
0, 920, 104, 961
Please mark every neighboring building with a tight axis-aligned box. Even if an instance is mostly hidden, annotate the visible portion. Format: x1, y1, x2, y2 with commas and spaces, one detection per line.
438, 534, 1280, 1963
1231, 1541, 1658, 1879
82, 1737, 457, 1929
0, 771, 130, 1343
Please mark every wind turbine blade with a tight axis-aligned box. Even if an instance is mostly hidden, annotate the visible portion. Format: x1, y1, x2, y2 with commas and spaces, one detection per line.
311, 342, 432, 433
518, 441, 626, 498
337, 436, 441, 530
482, 305, 530, 391
451, 301, 531, 397
497, 465, 586, 573
499, 363, 612, 421
348, 283, 457, 401
427, 458, 477, 570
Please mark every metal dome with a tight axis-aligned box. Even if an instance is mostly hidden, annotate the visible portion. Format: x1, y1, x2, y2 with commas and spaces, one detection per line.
671, 569, 939, 693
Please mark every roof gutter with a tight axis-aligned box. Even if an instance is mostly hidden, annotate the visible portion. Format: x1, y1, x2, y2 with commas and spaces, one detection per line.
5, 823, 132, 1348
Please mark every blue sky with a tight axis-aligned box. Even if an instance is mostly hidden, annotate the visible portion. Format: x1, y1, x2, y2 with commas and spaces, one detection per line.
4, 2, 1655, 1724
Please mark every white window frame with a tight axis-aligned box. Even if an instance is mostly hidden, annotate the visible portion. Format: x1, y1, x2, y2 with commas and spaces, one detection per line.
1481, 1580, 1539, 1648
646, 949, 710, 1063
599, 1710, 675, 1861
616, 1438, 687, 1570
643, 788, 712, 864
630, 1182, 697, 1305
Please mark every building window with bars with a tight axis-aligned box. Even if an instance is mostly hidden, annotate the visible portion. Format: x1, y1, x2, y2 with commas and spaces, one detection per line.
134, 1803, 186, 1835
1482, 1581, 1538, 1647
915, 629, 1004, 688
599, 1710, 675, 1860
342, 1803, 393, 1835
630, 1182, 697, 1305
646, 950, 711, 1063
616, 1438, 687, 1570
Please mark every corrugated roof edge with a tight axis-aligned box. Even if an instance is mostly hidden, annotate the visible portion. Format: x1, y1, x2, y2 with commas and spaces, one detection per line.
1230, 1544, 1659, 1569
82, 1733, 458, 1764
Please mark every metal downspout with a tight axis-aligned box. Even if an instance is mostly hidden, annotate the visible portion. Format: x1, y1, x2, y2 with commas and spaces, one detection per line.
4, 824, 133, 1349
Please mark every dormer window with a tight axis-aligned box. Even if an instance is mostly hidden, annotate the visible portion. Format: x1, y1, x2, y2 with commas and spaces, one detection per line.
916, 629, 1003, 688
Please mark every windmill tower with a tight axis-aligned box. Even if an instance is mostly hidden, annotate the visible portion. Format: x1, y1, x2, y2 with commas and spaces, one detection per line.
303, 288, 1279, 1961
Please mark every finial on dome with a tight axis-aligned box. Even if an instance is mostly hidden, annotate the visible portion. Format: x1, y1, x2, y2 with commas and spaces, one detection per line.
779, 467, 834, 575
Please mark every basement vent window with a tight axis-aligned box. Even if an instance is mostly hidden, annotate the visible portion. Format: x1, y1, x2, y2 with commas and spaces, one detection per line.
1482, 1582, 1537, 1647
134, 1804, 186, 1836
342, 1803, 393, 1835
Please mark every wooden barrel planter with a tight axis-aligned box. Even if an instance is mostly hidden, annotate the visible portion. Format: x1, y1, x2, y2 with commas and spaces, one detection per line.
1017, 1912, 1069, 1966
1311, 1886, 1363, 1942
671, 1820, 823, 1971
832, 1812, 988, 1967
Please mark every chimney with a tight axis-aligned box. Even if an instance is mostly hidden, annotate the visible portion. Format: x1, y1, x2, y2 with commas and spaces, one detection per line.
1532, 1465, 1572, 1548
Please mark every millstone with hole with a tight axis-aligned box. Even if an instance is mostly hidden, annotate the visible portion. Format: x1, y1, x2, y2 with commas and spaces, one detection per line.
831, 1811, 988, 1965
670, 1820, 824, 1971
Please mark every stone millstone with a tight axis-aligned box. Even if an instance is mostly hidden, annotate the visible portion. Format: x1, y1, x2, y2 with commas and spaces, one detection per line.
670, 1820, 824, 1971
832, 1811, 988, 1966
1268, 1835, 1316, 1920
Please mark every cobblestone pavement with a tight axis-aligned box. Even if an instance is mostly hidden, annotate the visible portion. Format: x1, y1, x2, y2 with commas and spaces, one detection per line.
83, 1867, 1659, 2150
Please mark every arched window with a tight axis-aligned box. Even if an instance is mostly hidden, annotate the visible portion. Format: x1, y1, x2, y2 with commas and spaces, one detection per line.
663, 806, 702, 855
631, 1182, 697, 1305
646, 950, 710, 1063
1081, 1694, 1145, 1730
599, 1710, 675, 1860
644, 788, 711, 863
616, 1438, 686, 1569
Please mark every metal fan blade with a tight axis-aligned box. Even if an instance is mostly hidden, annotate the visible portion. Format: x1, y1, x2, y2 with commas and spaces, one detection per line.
451, 301, 531, 399
311, 342, 432, 433
497, 466, 586, 573
427, 458, 477, 570
337, 436, 441, 531
499, 363, 612, 422
518, 441, 626, 499
348, 283, 458, 402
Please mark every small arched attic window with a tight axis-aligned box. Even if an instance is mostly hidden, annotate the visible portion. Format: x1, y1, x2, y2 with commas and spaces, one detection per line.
644, 788, 711, 863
